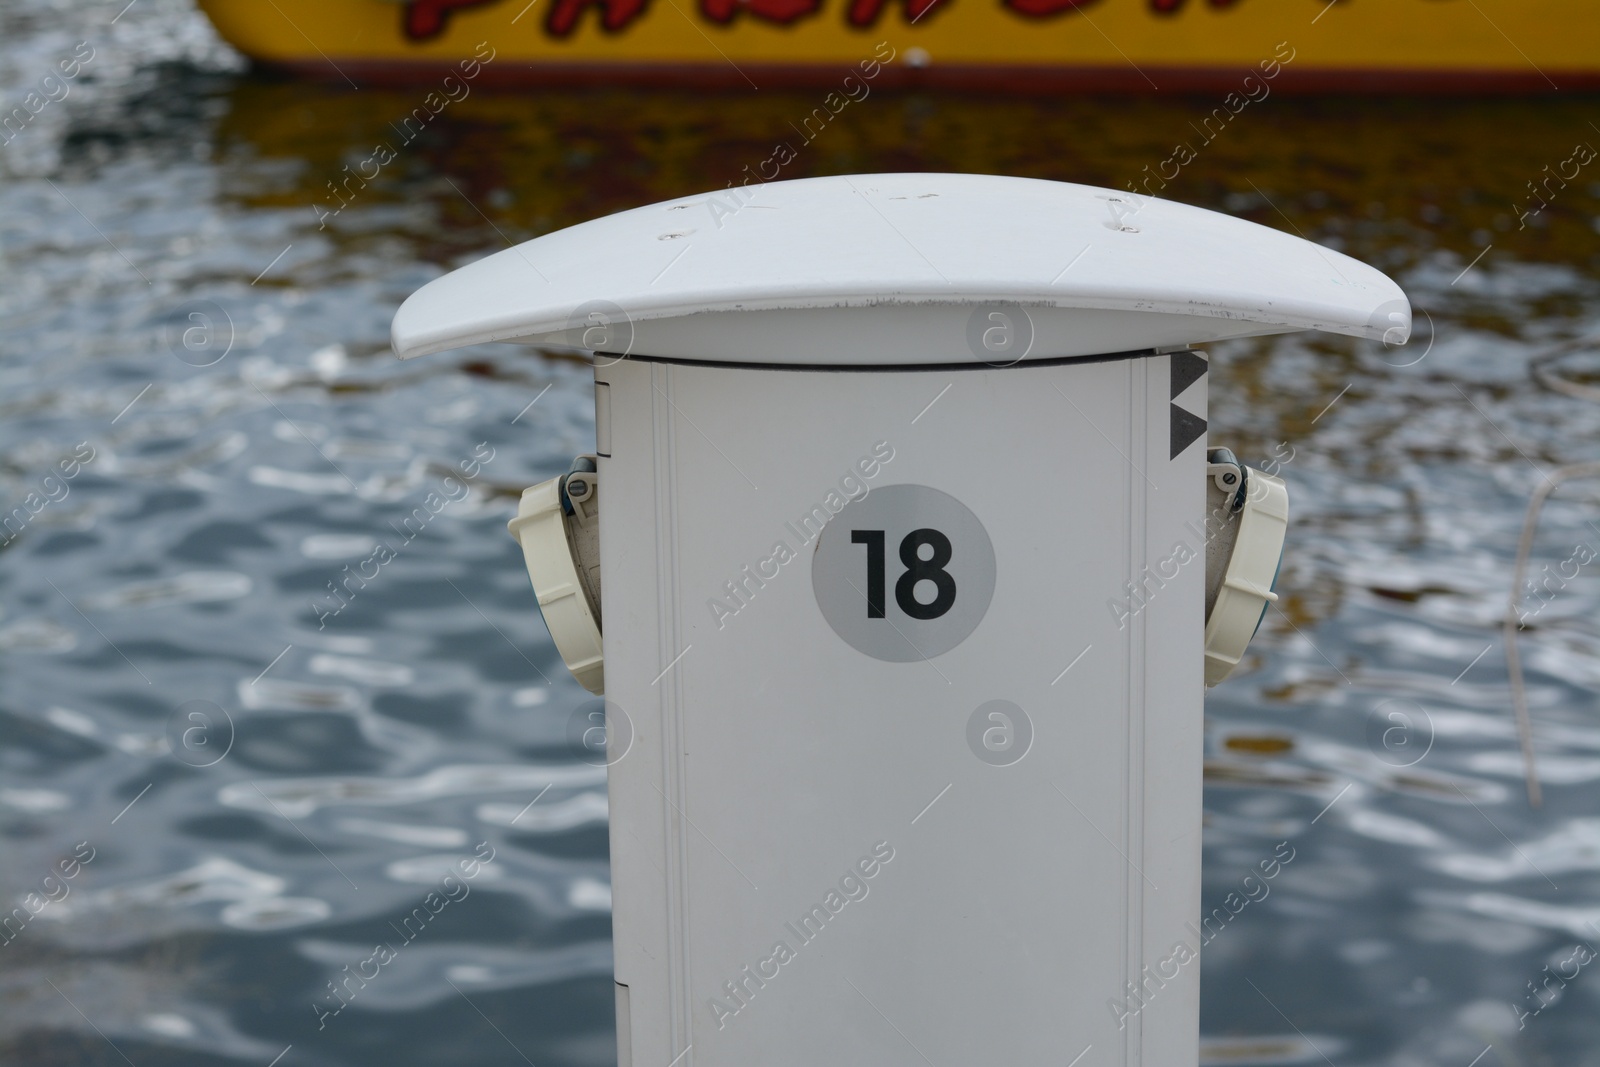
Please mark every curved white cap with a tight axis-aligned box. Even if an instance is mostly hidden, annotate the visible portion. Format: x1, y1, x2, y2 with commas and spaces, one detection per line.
392, 173, 1410, 366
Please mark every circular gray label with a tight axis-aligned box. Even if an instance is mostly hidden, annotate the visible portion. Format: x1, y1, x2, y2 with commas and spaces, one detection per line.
966, 700, 1032, 767
811, 484, 995, 662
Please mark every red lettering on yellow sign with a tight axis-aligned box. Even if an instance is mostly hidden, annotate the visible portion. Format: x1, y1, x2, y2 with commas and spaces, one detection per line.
846, 0, 945, 26
701, 0, 823, 22
1004, 0, 1244, 15
401, 0, 1263, 41
402, 0, 499, 39
1001, 0, 1093, 18
546, 0, 651, 34
1149, 0, 1243, 11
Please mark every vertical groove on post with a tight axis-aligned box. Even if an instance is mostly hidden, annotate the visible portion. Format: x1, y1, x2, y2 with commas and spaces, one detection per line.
1126, 356, 1149, 1067
652, 361, 694, 1063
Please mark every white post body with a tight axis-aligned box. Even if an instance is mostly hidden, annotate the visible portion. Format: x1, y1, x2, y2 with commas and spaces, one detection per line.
599, 354, 1206, 1066
387, 171, 1412, 1067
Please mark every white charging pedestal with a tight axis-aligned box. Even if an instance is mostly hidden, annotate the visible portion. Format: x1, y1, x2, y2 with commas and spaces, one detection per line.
393, 173, 1409, 1067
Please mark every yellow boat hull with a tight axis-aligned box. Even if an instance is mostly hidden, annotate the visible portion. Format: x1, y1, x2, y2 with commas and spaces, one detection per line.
197, 0, 1600, 90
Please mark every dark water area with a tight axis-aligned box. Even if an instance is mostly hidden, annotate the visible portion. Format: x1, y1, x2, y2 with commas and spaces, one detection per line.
4, 1, 1600, 1064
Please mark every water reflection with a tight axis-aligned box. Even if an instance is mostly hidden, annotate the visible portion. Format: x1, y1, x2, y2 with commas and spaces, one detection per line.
3, 0, 1600, 1062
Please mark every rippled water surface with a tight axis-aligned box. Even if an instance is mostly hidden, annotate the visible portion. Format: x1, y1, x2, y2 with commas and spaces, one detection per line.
4, 1, 1600, 1064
